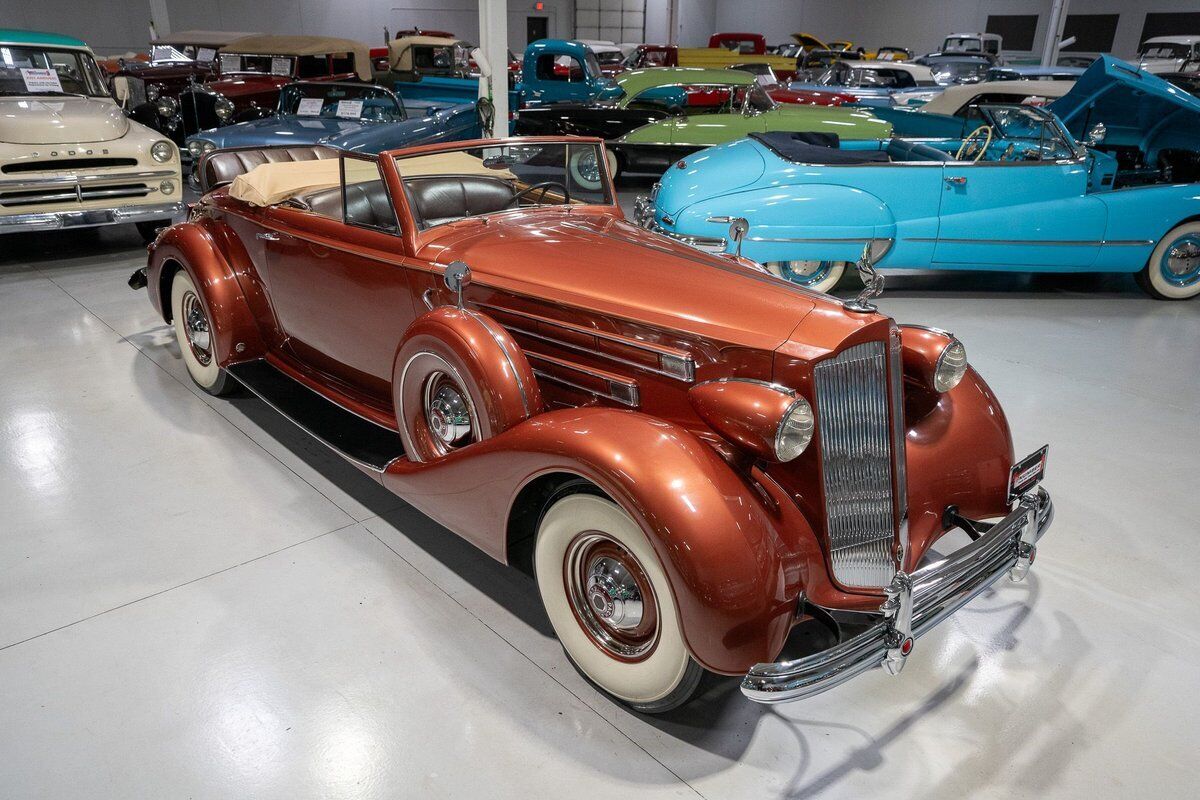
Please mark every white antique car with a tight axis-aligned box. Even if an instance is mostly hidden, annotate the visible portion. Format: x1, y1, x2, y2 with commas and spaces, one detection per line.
1136, 36, 1200, 74
1, 29, 183, 239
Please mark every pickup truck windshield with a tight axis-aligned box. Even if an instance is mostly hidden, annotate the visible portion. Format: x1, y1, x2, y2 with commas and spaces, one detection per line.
0, 46, 109, 97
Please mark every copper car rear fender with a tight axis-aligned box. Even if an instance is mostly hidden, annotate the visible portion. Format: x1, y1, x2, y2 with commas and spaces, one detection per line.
381, 407, 806, 675
147, 221, 267, 366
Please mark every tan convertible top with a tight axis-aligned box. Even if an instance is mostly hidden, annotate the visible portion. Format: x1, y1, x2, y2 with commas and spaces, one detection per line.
389, 36, 472, 71
153, 31, 256, 48
222, 34, 372, 80
228, 151, 515, 207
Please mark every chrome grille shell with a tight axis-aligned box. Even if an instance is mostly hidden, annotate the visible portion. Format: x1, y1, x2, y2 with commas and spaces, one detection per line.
813, 340, 900, 588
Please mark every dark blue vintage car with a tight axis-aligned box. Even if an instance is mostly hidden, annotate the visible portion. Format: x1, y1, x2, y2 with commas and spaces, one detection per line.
184, 81, 480, 160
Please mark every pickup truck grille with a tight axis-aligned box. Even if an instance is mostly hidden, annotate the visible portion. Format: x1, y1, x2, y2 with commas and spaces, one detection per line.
0, 183, 153, 208
813, 340, 900, 588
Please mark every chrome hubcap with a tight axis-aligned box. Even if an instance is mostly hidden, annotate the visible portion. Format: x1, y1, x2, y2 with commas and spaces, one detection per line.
769, 260, 835, 286
423, 372, 474, 453
566, 533, 658, 660
181, 290, 212, 365
1162, 235, 1200, 286
576, 150, 600, 184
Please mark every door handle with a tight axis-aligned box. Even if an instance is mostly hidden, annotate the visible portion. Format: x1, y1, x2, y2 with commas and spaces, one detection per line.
256, 232, 282, 241
944, 176, 967, 186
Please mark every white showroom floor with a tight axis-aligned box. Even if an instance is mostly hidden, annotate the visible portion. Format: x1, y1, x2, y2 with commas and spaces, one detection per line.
1, 199, 1198, 798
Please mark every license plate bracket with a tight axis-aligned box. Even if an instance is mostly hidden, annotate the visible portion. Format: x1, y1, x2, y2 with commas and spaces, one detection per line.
1008, 445, 1049, 501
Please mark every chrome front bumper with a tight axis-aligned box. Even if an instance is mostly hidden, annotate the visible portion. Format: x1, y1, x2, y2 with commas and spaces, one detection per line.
741, 487, 1054, 704
0, 201, 185, 233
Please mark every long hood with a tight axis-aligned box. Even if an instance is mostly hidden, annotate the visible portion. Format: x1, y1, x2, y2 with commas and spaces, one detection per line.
0, 97, 130, 144
1050, 55, 1200, 141
202, 76, 289, 99
195, 115, 370, 148
418, 211, 821, 352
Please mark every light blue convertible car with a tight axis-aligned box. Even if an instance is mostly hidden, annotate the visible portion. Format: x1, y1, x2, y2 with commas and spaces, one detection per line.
639, 57, 1200, 299
185, 81, 479, 161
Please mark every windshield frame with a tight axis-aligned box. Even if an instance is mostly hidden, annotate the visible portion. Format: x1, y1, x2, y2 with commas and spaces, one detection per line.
0, 44, 110, 98
975, 103, 1082, 162
277, 81, 405, 121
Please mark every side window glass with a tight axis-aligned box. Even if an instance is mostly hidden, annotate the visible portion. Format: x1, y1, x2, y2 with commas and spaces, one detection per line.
330, 53, 354, 74
297, 55, 328, 78
341, 157, 398, 233
536, 54, 583, 82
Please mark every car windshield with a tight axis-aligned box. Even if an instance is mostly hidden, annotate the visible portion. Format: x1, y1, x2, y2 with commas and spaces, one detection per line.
979, 105, 1077, 160
390, 141, 613, 229
279, 83, 404, 121
818, 63, 905, 88
0, 45, 110, 97
1140, 43, 1192, 59
220, 53, 295, 76
943, 37, 983, 53
149, 44, 203, 64
593, 50, 623, 65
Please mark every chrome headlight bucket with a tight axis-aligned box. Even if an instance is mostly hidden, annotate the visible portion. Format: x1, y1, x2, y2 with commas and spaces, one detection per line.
933, 340, 968, 392
155, 95, 178, 118
186, 140, 204, 158
150, 140, 174, 163
145, 83, 161, 101
214, 96, 235, 122
775, 397, 815, 462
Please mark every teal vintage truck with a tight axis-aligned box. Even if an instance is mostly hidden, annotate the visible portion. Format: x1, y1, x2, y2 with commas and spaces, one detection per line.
383, 37, 622, 109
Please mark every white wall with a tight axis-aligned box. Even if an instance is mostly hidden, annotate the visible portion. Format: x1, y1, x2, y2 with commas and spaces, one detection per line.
4, 0, 1200, 58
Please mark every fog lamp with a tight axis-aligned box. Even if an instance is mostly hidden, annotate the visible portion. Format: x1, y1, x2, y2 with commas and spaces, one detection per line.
159, 179, 176, 195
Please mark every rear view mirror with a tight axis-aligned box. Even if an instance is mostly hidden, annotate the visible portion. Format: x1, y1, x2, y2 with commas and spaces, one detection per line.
444, 261, 471, 308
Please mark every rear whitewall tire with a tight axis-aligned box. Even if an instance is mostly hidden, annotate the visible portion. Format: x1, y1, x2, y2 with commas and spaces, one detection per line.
534, 492, 703, 713
170, 270, 234, 396
1138, 221, 1200, 300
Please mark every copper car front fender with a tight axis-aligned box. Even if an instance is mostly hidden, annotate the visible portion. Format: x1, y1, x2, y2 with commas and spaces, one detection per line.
146, 219, 267, 366
380, 407, 807, 675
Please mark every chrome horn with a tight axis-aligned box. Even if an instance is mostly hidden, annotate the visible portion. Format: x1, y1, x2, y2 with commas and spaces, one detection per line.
845, 242, 885, 313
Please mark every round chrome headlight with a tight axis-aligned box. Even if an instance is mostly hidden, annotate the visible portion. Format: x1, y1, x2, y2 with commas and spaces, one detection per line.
201, 141, 217, 154
146, 83, 161, 101
933, 340, 968, 392
186, 140, 204, 158
774, 397, 815, 462
155, 96, 178, 118
159, 179, 176, 195
150, 140, 174, 163
214, 96, 235, 121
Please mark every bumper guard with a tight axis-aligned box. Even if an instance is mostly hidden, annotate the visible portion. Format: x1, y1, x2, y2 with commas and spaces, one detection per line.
741, 487, 1053, 703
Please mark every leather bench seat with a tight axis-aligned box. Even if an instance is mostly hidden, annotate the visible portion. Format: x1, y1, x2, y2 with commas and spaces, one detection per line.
885, 139, 954, 162
200, 145, 339, 193
298, 176, 518, 229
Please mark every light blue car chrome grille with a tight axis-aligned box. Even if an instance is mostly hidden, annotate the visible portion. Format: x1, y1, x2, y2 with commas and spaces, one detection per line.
814, 340, 898, 588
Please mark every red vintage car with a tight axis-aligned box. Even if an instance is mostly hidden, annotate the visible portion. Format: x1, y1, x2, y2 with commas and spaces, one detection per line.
176, 35, 371, 143
131, 137, 1053, 712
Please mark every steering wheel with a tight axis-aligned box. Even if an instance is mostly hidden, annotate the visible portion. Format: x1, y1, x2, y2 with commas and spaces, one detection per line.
955, 125, 993, 162
507, 181, 570, 207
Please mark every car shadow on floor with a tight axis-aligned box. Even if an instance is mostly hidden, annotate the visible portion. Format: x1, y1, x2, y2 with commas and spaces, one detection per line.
0, 227, 150, 269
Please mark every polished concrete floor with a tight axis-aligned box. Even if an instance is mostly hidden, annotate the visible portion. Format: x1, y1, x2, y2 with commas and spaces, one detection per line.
1, 206, 1198, 799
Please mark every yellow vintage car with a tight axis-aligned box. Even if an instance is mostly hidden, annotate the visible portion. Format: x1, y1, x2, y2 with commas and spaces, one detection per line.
1, 29, 183, 240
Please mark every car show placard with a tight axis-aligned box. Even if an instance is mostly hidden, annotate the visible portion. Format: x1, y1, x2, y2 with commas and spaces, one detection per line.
335, 99, 364, 119
297, 97, 325, 116
20, 68, 63, 93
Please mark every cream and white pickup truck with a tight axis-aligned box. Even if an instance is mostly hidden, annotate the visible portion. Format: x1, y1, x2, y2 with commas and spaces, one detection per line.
1, 29, 183, 240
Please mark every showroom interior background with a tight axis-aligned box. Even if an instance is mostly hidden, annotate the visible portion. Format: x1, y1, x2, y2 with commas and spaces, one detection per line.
0, 0, 1197, 58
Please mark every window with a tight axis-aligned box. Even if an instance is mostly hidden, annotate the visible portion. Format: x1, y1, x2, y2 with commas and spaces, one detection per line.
329, 52, 355, 74
986, 15, 1039, 51
1140, 13, 1200, 47
0, 46, 109, 97
340, 156, 398, 232
575, 0, 646, 43
297, 55, 329, 79
536, 53, 584, 82
1061, 14, 1119, 53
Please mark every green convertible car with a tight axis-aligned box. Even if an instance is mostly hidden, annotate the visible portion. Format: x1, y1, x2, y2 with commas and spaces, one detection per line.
514, 67, 892, 178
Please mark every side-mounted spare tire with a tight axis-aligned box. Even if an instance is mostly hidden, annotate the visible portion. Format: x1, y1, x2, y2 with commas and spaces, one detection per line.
394, 306, 543, 462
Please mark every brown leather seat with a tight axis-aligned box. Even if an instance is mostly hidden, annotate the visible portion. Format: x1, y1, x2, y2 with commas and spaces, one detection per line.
403, 176, 516, 227
300, 182, 397, 229
199, 145, 339, 194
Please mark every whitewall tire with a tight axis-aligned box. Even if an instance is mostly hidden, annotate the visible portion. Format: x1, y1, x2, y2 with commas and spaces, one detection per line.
604, 149, 621, 183
534, 491, 703, 713
764, 259, 847, 293
1138, 221, 1200, 300
170, 270, 234, 395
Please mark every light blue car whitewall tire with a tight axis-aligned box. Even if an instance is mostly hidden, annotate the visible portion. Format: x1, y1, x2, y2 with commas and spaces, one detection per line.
1139, 221, 1200, 300
764, 260, 847, 294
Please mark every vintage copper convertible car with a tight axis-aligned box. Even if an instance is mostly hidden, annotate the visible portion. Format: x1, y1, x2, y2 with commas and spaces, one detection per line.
131, 137, 1053, 712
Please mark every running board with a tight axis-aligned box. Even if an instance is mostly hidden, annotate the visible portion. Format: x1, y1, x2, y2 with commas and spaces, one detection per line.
227, 360, 405, 472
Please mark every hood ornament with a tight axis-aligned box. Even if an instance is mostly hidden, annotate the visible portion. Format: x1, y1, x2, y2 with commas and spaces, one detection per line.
845, 242, 884, 313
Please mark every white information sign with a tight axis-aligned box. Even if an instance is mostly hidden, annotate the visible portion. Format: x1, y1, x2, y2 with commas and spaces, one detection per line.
220, 53, 240, 73
196, 47, 217, 63
21, 68, 63, 93
270, 57, 291, 76
297, 97, 325, 116
335, 99, 364, 119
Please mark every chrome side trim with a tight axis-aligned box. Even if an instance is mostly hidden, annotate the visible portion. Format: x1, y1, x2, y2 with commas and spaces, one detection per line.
904, 237, 1154, 246
742, 488, 1053, 703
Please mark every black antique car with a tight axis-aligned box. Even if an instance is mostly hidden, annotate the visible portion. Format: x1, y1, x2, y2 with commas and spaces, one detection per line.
110, 31, 255, 148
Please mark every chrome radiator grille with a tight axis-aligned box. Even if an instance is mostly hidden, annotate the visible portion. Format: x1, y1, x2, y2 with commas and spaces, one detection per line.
813, 340, 899, 588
